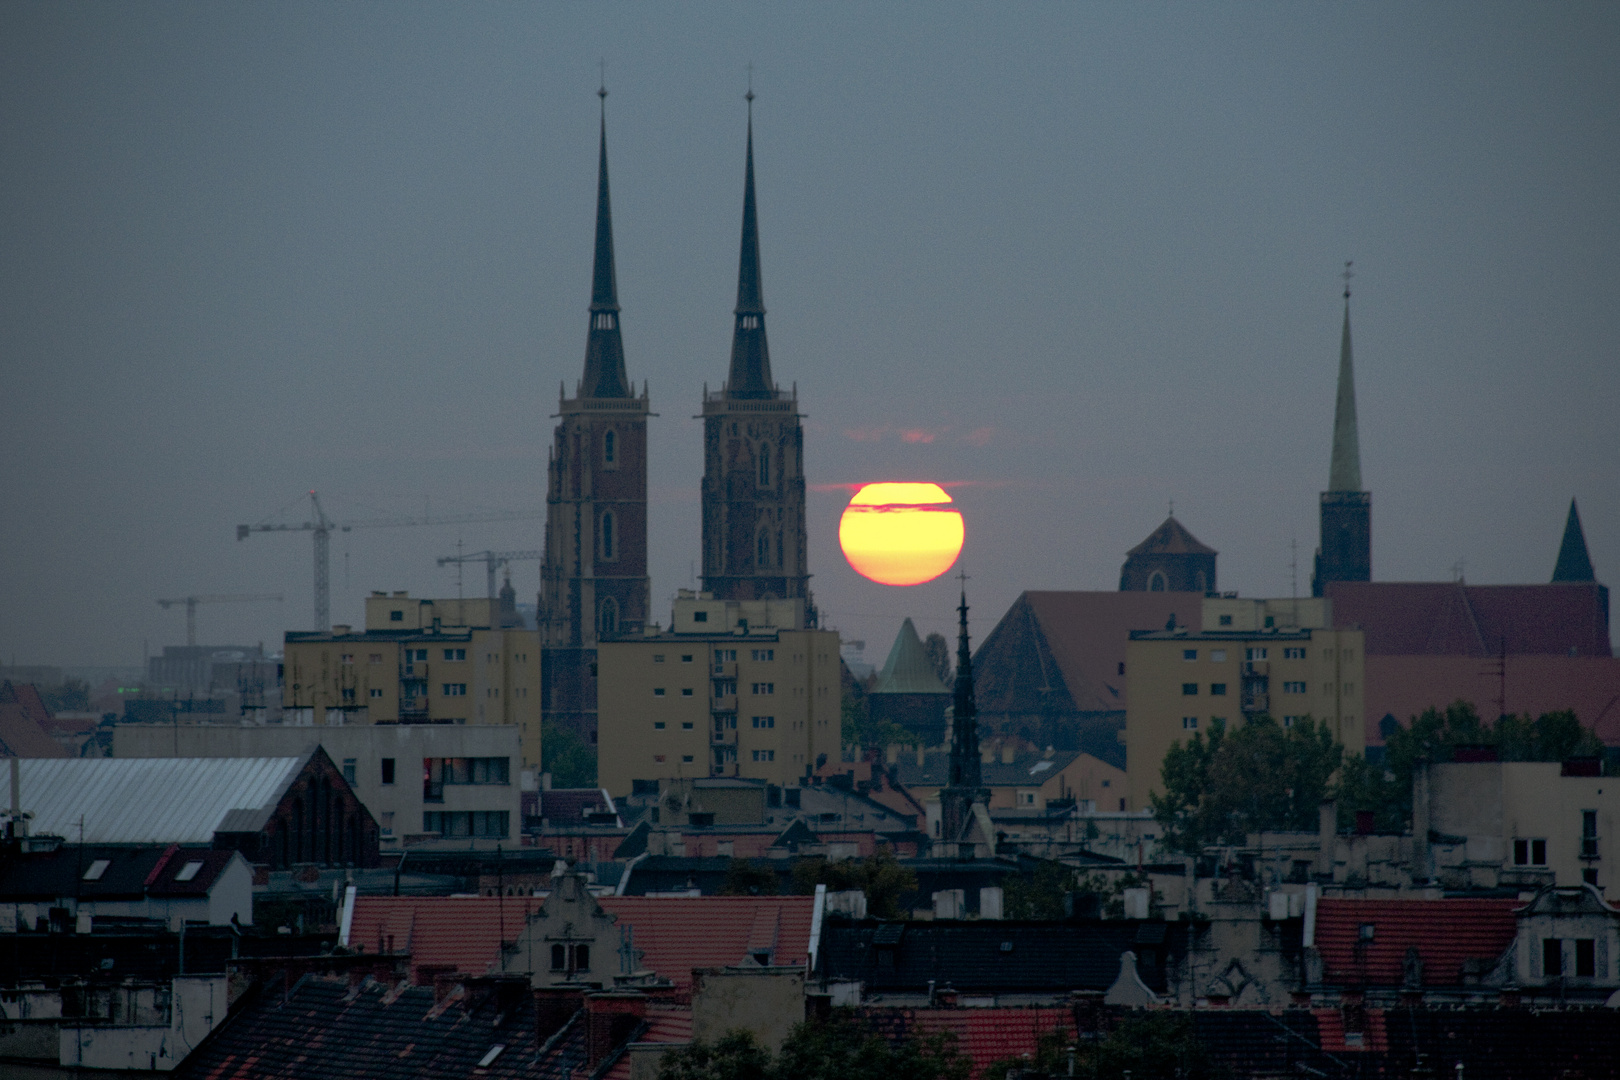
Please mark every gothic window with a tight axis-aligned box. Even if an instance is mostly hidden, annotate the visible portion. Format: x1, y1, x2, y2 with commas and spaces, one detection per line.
593, 312, 615, 330
599, 598, 619, 638
777, 530, 784, 569
603, 429, 616, 466
758, 447, 771, 486
600, 511, 616, 560
1195, 571, 1207, 593
1148, 571, 1167, 592
757, 531, 770, 568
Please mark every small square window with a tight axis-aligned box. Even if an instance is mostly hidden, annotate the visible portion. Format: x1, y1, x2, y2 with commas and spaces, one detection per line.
1182, 683, 1198, 696
654, 754, 666, 763
83, 859, 111, 881
653, 654, 665, 663
654, 721, 666, 729
693, 611, 708, 623
681, 688, 694, 697
369, 688, 383, 698
654, 688, 665, 697
681, 654, 694, 663
390, 610, 404, 622
1182, 717, 1198, 730
1183, 649, 1198, 661
1210, 683, 1227, 696
1210, 650, 1226, 662
682, 721, 694, 730
1218, 614, 1233, 626
682, 755, 694, 763
342, 758, 357, 784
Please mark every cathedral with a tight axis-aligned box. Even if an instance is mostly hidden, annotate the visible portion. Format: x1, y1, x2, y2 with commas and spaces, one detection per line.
538, 94, 813, 744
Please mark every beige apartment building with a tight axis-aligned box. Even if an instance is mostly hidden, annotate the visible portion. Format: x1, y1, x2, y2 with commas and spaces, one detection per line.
1124, 618, 1366, 812
282, 591, 542, 769
596, 592, 840, 797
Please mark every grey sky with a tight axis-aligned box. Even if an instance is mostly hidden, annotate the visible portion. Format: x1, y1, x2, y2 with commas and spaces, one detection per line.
3, 3, 1617, 669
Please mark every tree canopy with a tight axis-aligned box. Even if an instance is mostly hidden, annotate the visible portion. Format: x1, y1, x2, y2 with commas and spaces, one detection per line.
540, 720, 596, 788
791, 850, 918, 919
659, 1011, 971, 1080
987, 1013, 1222, 1080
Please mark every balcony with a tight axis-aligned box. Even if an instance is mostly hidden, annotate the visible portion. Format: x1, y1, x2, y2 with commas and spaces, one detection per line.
1242, 694, 1269, 715
1243, 661, 1269, 677
712, 660, 738, 678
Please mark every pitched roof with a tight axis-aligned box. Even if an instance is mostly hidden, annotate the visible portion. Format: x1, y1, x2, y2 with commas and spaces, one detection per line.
345, 895, 817, 988
600, 1004, 693, 1080
538, 788, 618, 827
0, 844, 239, 901
1553, 498, 1597, 582
172, 974, 591, 1080
1313, 898, 1520, 987
1126, 517, 1217, 557
872, 618, 949, 696
1327, 581, 1611, 657
0, 681, 67, 758
0, 756, 307, 843
894, 749, 1085, 789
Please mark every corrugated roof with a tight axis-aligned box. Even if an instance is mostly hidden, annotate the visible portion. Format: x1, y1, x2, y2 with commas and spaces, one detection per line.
1314, 898, 1520, 987
0, 756, 306, 844
872, 619, 949, 696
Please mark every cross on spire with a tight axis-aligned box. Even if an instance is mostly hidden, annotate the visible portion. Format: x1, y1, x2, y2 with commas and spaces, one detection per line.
1342, 260, 1354, 299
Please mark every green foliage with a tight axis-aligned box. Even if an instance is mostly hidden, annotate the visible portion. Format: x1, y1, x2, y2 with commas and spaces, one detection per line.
40, 678, 90, 713
841, 690, 913, 753
659, 1011, 971, 1080
719, 858, 779, 897
541, 720, 596, 789
923, 632, 953, 688
1336, 702, 1606, 832
985, 1014, 1221, 1080
1001, 861, 1114, 920
1152, 715, 1342, 853
792, 849, 918, 919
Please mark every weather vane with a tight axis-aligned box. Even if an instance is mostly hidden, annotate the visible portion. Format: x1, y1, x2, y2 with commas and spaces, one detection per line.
1342, 260, 1354, 299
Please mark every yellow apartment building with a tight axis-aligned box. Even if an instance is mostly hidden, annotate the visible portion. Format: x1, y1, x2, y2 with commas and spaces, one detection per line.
1124, 624, 1366, 812
596, 592, 840, 797
282, 591, 542, 769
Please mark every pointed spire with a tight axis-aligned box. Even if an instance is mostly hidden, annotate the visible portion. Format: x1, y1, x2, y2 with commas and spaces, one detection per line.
725, 90, 776, 399
1328, 264, 1362, 492
948, 585, 980, 791
1552, 499, 1597, 582
579, 83, 630, 399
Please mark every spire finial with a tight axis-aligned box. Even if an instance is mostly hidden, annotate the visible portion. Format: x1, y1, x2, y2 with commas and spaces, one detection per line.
1342, 259, 1354, 300
746, 62, 754, 108
1168, 498, 1175, 518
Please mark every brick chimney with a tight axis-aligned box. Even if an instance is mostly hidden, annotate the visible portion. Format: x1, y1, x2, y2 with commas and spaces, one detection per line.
534, 986, 585, 1045
584, 991, 648, 1069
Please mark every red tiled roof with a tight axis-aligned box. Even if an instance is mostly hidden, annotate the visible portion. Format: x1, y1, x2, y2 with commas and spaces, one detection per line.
0, 707, 68, 758
1327, 582, 1611, 658
347, 894, 816, 988
1314, 898, 1520, 987
1312, 1008, 1388, 1053
1126, 517, 1217, 557
600, 1004, 694, 1080
865, 1007, 1074, 1078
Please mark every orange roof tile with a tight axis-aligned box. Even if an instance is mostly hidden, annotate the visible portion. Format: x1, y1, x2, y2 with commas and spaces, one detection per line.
1314, 898, 1520, 986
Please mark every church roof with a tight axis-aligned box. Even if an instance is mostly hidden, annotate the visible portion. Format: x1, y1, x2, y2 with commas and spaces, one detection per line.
1326, 580, 1612, 658
1328, 295, 1363, 492
724, 102, 776, 400
1553, 499, 1597, 582
578, 96, 631, 399
872, 618, 949, 696
1125, 517, 1216, 557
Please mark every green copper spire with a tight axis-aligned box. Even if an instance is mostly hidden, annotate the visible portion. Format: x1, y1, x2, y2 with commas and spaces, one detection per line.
579, 86, 630, 399
725, 92, 776, 400
1552, 499, 1597, 582
1328, 287, 1362, 493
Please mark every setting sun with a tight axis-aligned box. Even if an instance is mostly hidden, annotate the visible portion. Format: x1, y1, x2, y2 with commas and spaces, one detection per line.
838, 482, 965, 586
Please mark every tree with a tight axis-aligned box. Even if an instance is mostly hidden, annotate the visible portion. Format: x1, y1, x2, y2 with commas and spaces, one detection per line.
720, 858, 779, 896
658, 1031, 772, 1080
792, 849, 918, 919
841, 690, 911, 753
1152, 716, 1342, 853
541, 720, 596, 788
985, 1014, 1220, 1080
659, 1011, 971, 1080
923, 632, 952, 688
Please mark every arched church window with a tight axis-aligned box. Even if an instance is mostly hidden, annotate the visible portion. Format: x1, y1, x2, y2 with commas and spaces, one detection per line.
600, 511, 616, 561
599, 598, 619, 637
758, 447, 771, 486
1148, 571, 1167, 592
603, 429, 616, 465
757, 531, 770, 568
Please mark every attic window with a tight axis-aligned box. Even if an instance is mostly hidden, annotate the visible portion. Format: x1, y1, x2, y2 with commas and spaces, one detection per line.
83, 859, 110, 881
478, 1045, 506, 1068
999, 941, 1014, 953
174, 860, 205, 882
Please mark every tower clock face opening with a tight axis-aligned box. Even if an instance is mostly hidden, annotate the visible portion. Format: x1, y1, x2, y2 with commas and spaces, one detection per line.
838, 483, 965, 586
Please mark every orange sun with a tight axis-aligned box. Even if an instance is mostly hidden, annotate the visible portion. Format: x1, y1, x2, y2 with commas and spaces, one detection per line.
838, 482, 965, 586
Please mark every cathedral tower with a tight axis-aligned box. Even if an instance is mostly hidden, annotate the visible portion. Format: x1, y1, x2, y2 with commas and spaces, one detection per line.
1312, 268, 1371, 597
539, 90, 651, 742
699, 97, 814, 623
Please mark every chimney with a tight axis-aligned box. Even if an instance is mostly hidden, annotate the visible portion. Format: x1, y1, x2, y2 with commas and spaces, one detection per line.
534, 986, 584, 1045
585, 991, 648, 1069
1316, 800, 1336, 878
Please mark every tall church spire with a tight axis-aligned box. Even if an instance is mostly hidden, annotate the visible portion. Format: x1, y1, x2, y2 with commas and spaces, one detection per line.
1328, 277, 1362, 492
1553, 499, 1597, 582
725, 93, 775, 400
579, 85, 630, 399
948, 586, 981, 791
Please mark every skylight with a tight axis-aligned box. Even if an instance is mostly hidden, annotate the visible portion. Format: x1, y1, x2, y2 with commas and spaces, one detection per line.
174, 861, 205, 882
82, 859, 110, 881
1028, 761, 1053, 774
477, 1045, 506, 1067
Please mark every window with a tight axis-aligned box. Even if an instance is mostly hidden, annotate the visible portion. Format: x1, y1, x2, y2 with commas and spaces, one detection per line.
443, 648, 466, 662
654, 754, 666, 763
682, 755, 694, 763
423, 757, 510, 793
652, 654, 665, 664
601, 511, 616, 560
1583, 810, 1599, 859
654, 721, 665, 729
715, 679, 736, 696
341, 653, 354, 665
1544, 938, 1563, 977
1118, 662, 1125, 676
1576, 938, 1596, 978
370, 653, 383, 663
381, 758, 396, 785
1283, 681, 1307, 694
681, 721, 693, 730
1218, 614, 1233, 626
1148, 571, 1167, 592
1210, 683, 1227, 696
1210, 650, 1226, 662
715, 648, 736, 662
752, 749, 776, 762
758, 447, 771, 486
752, 649, 775, 662
694, 611, 708, 623
341, 688, 356, 702
408, 649, 427, 663
422, 810, 510, 838
752, 682, 775, 695
681, 654, 694, 664
342, 758, 357, 784
390, 610, 404, 622
603, 429, 616, 465
1182, 683, 1198, 696
381, 811, 394, 836
1183, 649, 1198, 661
443, 683, 467, 696
1018, 791, 1036, 806
752, 716, 775, 729
551, 944, 567, 971
369, 688, 383, 698
1246, 647, 1268, 661
575, 943, 590, 971
1182, 717, 1198, 730
654, 688, 665, 697
1284, 647, 1307, 660
175, 860, 204, 882
757, 532, 770, 568
1283, 716, 1301, 728
83, 859, 111, 881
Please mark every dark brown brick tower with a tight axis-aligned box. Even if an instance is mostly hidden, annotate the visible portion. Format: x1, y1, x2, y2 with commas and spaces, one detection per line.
699, 96, 814, 624
539, 89, 651, 744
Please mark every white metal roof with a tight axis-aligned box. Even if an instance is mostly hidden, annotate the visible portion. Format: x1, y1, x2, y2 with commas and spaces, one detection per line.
0, 756, 306, 844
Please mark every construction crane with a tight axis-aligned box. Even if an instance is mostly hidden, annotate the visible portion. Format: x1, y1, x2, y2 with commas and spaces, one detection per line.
156, 594, 284, 647
237, 491, 541, 631
436, 550, 542, 600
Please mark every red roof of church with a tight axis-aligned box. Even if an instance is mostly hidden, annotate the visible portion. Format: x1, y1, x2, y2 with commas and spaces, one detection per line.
1126, 517, 1217, 557
1327, 581, 1611, 658
1314, 898, 1520, 987
346, 894, 816, 988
